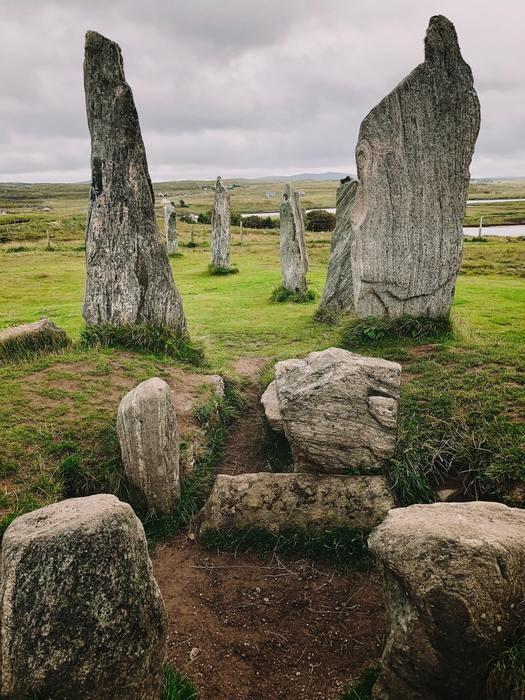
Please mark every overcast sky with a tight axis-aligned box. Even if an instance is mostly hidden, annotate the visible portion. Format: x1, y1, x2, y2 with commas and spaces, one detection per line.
2, 0, 524, 182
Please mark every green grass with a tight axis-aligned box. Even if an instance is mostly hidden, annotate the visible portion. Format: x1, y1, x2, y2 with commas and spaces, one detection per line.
80, 324, 205, 367
340, 666, 380, 700
0, 324, 70, 365
163, 664, 198, 700
270, 285, 317, 304
486, 627, 525, 700
340, 315, 452, 349
200, 526, 372, 570
207, 264, 239, 276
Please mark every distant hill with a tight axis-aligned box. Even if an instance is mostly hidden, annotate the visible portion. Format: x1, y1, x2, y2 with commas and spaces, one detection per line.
255, 172, 353, 182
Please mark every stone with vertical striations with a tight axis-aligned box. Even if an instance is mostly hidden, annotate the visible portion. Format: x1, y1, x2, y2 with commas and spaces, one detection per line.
211, 176, 231, 269
83, 31, 186, 333
279, 184, 309, 293
369, 502, 525, 700
350, 15, 480, 319
0, 495, 167, 700
319, 176, 357, 317
163, 200, 178, 255
275, 347, 401, 474
117, 378, 180, 516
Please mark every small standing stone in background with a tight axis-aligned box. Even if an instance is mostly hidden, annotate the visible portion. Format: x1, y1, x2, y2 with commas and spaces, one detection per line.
83, 31, 186, 333
0, 495, 167, 700
275, 347, 401, 473
318, 176, 357, 318
117, 377, 180, 515
164, 200, 178, 255
279, 183, 308, 294
211, 176, 231, 270
369, 502, 525, 700
350, 15, 480, 319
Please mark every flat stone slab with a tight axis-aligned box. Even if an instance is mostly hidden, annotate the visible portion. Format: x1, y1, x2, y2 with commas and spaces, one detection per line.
199, 472, 395, 534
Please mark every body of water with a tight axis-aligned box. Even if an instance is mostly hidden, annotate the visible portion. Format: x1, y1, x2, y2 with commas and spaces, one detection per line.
241, 198, 525, 238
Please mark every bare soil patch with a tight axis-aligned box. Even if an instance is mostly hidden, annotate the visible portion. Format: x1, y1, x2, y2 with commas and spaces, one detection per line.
153, 536, 385, 700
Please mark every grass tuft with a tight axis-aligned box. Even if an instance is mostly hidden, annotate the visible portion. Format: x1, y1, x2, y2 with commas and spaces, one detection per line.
163, 663, 198, 700
200, 526, 372, 570
341, 315, 453, 348
486, 627, 525, 700
270, 285, 317, 304
207, 264, 239, 276
80, 324, 205, 366
340, 665, 380, 699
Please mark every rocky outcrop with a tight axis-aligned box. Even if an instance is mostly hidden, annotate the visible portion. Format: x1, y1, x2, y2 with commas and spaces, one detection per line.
200, 473, 394, 534
275, 348, 401, 473
0, 495, 167, 699
369, 502, 525, 700
279, 184, 308, 293
83, 31, 186, 333
211, 176, 231, 269
0, 318, 68, 362
319, 176, 357, 317
260, 380, 284, 434
350, 15, 480, 318
117, 378, 180, 515
163, 200, 178, 255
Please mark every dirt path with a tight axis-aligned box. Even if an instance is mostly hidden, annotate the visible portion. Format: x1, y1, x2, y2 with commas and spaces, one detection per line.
152, 536, 385, 700
153, 356, 385, 698
219, 357, 270, 475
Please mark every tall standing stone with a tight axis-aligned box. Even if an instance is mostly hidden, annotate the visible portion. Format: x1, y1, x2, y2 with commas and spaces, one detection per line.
318, 176, 357, 317
0, 495, 167, 699
350, 15, 480, 319
163, 200, 178, 255
279, 184, 308, 294
117, 378, 180, 516
83, 31, 186, 333
211, 176, 231, 270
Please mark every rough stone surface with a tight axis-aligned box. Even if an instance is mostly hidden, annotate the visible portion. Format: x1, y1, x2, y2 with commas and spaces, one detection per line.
0, 495, 167, 700
260, 380, 284, 434
211, 176, 231, 269
319, 177, 357, 316
279, 184, 308, 293
207, 374, 225, 398
0, 318, 68, 355
163, 200, 178, 255
117, 378, 180, 515
350, 16, 480, 319
83, 31, 186, 332
369, 502, 525, 700
200, 473, 394, 534
275, 348, 401, 473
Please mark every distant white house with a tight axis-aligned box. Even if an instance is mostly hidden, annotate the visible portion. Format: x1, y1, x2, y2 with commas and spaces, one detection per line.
265, 192, 276, 198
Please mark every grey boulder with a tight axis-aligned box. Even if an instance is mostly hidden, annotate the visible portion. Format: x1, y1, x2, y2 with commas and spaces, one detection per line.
275, 347, 401, 473
117, 377, 180, 515
350, 15, 480, 318
0, 495, 167, 700
260, 380, 284, 434
200, 473, 394, 534
211, 176, 231, 269
369, 502, 525, 700
0, 318, 68, 362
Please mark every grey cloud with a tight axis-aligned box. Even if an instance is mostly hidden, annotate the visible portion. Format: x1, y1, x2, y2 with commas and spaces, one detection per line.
0, 0, 524, 181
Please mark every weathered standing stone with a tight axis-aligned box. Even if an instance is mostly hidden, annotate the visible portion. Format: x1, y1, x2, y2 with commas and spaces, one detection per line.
319, 176, 357, 317
0, 495, 167, 700
211, 176, 231, 269
279, 184, 308, 293
350, 15, 480, 319
369, 502, 525, 700
275, 347, 401, 473
260, 380, 284, 434
83, 31, 186, 332
117, 378, 180, 515
200, 473, 394, 534
163, 200, 178, 255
